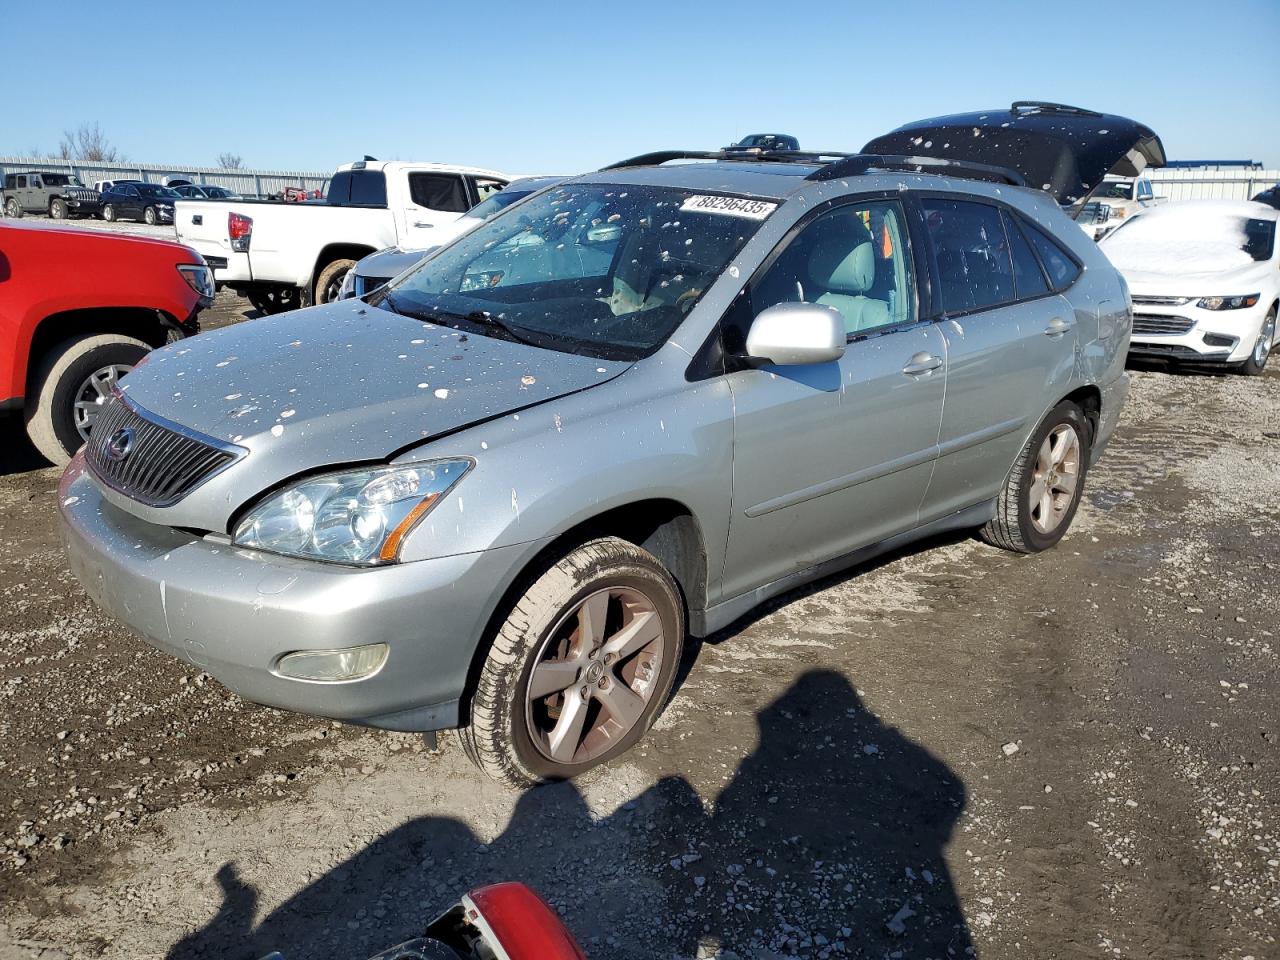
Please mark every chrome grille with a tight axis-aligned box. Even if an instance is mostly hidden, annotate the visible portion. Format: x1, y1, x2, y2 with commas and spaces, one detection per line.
1132, 295, 1191, 306
1133, 314, 1195, 336
85, 393, 244, 507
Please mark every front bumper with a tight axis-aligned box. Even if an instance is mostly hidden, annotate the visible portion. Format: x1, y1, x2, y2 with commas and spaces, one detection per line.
1128, 302, 1267, 364
58, 457, 538, 732
66, 197, 102, 214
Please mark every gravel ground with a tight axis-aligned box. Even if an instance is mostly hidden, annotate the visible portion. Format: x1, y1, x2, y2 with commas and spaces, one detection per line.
0, 232, 1276, 958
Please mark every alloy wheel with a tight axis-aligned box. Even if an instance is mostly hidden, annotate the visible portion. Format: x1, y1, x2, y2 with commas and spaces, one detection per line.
1029, 423, 1081, 534
73, 363, 132, 440
525, 586, 666, 765
1255, 314, 1276, 367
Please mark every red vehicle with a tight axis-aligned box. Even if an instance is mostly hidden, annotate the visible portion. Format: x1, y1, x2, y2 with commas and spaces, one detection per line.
0, 220, 213, 464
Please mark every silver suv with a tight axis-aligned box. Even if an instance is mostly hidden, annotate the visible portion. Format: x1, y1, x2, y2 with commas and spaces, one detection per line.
60, 103, 1164, 786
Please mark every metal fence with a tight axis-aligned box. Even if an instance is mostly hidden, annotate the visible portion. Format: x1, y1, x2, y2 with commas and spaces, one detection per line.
0, 156, 329, 199
1147, 167, 1280, 202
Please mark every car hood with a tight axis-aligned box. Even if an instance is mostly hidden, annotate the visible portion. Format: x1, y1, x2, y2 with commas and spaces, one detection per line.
356, 246, 436, 280
118, 300, 630, 497
1110, 256, 1273, 294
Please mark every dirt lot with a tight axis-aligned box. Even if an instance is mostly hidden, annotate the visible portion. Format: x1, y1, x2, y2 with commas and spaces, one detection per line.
0, 240, 1276, 958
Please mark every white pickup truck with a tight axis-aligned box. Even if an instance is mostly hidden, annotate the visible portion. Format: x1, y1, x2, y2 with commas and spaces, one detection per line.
175, 160, 509, 313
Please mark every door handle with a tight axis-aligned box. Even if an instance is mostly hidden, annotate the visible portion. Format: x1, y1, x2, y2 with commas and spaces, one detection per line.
413, 221, 434, 228
901, 352, 943, 376
1044, 317, 1075, 337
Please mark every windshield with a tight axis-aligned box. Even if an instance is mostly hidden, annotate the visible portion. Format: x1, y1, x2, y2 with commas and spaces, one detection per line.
42, 174, 83, 187
1095, 180, 1133, 200
1104, 208, 1276, 271
138, 184, 180, 198
375, 183, 771, 360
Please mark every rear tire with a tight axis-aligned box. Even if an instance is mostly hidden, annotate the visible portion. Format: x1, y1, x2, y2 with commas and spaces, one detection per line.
1235, 307, 1275, 376
4, 197, 22, 218
980, 401, 1091, 554
102, 204, 116, 222
50, 198, 68, 219
313, 259, 357, 306
143, 205, 157, 225
24, 334, 150, 465
461, 537, 685, 787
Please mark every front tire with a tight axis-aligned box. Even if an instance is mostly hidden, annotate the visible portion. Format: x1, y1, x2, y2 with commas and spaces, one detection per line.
24, 334, 150, 465
143, 205, 157, 225
50, 198, 68, 219
102, 204, 116, 222
980, 401, 1091, 554
4, 197, 22, 218
462, 537, 685, 787
313, 258, 357, 306
1235, 307, 1276, 376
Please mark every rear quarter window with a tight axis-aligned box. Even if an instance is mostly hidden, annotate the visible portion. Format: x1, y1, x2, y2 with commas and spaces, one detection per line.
1021, 219, 1082, 289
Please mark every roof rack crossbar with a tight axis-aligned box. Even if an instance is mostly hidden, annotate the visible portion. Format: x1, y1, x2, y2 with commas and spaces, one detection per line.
807, 154, 1026, 187
601, 148, 855, 171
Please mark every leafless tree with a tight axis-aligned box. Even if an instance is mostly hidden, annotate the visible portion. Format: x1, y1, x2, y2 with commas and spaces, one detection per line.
218, 152, 244, 169
58, 123, 122, 162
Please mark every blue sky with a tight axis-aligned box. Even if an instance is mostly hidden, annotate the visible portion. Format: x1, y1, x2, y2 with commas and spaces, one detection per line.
4, 0, 1278, 175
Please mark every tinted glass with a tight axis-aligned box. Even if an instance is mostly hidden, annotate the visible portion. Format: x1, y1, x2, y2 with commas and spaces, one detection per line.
327, 170, 388, 206
137, 184, 179, 198
1243, 219, 1276, 261
44, 174, 72, 186
921, 198, 1015, 313
409, 173, 469, 213
473, 178, 506, 202
1023, 221, 1081, 288
383, 183, 769, 359
753, 200, 915, 335
1002, 211, 1050, 299
466, 188, 534, 221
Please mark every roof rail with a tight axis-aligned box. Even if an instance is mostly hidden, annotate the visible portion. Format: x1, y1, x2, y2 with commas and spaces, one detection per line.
1010, 100, 1102, 117
601, 148, 853, 171
806, 154, 1026, 186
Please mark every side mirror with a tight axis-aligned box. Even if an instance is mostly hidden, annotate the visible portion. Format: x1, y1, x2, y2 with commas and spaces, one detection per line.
745, 302, 846, 366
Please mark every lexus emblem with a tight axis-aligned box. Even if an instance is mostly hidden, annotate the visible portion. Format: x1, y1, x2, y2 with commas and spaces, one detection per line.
105, 427, 135, 462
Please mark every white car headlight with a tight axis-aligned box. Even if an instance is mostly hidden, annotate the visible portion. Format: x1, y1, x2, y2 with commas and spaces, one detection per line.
1197, 293, 1260, 311
233, 460, 471, 564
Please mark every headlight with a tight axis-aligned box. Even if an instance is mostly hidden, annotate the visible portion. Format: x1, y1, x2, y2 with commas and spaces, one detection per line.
233, 460, 471, 564
1110, 207, 1127, 219
1197, 293, 1260, 311
177, 263, 215, 299
337, 267, 357, 300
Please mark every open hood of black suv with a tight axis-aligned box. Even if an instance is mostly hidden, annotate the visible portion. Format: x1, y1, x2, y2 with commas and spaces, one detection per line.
862, 101, 1166, 207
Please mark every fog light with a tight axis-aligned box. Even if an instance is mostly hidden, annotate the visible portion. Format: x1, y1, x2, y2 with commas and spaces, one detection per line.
275, 643, 388, 681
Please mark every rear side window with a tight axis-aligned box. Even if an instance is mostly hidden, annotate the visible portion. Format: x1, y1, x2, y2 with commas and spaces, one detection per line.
3, 175, 14, 189
1022, 220, 1082, 289
327, 170, 388, 206
1001, 211, 1050, 300
409, 173, 469, 213
920, 198, 1014, 314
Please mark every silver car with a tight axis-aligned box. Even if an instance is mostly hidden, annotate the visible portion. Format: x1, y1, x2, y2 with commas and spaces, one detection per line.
59, 103, 1164, 786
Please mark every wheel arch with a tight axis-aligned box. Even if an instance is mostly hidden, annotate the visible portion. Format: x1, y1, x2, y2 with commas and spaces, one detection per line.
1059, 384, 1102, 443
25, 307, 177, 397
310, 243, 375, 293
457, 497, 708, 724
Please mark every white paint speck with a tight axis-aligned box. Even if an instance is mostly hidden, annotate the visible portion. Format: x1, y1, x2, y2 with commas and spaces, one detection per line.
280, 409, 295, 419
270, 424, 284, 437
434, 388, 449, 399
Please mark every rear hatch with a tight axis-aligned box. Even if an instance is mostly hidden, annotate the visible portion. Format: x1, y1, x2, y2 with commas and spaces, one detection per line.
863, 101, 1166, 207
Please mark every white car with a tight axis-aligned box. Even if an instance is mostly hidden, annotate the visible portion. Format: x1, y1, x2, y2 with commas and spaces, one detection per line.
1101, 200, 1279, 374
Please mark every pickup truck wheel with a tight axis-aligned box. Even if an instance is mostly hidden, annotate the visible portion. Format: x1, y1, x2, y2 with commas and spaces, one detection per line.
314, 259, 357, 305
102, 204, 116, 222
461, 537, 684, 787
24, 334, 149, 465
979, 401, 1091, 554
143, 206, 158, 225
50, 198, 68, 219
4, 197, 22, 218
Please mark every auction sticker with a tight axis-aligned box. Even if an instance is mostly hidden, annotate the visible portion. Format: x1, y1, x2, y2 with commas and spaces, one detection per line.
680, 195, 777, 220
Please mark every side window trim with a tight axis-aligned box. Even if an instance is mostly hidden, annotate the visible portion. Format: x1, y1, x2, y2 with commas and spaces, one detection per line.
1014, 212, 1084, 294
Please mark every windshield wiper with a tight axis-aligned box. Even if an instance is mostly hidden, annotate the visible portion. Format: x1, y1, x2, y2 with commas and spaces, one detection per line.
428, 308, 547, 349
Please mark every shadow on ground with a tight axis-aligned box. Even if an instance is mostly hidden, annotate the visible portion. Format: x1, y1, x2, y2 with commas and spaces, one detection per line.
168, 670, 972, 960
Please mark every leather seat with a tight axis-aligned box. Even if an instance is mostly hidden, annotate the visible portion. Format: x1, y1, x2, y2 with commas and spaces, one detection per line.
807, 223, 891, 333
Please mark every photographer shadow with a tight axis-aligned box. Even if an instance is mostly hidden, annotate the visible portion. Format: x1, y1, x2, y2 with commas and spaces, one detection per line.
168, 670, 970, 959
